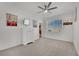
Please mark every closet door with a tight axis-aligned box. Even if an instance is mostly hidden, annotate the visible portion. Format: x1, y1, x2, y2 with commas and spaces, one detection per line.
27, 29, 34, 43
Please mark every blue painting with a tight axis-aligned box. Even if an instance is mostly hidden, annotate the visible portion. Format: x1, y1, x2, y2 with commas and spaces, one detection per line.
48, 20, 62, 28
48, 19, 62, 32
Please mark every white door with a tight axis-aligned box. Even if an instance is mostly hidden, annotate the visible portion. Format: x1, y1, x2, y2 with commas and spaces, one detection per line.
22, 27, 34, 45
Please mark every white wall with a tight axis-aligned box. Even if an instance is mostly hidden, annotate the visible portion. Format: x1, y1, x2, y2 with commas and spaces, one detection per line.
0, 3, 40, 50
0, 28, 21, 50
42, 10, 75, 42
73, 7, 79, 55
0, 3, 24, 50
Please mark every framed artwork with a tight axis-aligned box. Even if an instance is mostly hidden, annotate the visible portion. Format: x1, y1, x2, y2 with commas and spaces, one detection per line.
63, 22, 72, 25
23, 19, 30, 26
47, 19, 62, 32
6, 13, 17, 26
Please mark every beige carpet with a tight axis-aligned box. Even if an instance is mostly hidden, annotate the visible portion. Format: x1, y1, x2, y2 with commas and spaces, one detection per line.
0, 38, 77, 56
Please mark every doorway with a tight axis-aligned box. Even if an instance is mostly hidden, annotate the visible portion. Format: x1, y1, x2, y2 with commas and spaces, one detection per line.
39, 23, 42, 38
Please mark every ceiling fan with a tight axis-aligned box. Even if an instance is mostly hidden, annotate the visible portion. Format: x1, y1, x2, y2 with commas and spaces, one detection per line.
38, 2, 57, 14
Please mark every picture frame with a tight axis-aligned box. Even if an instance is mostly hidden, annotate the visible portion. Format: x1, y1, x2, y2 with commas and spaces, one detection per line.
33, 20, 37, 28
23, 19, 30, 26
47, 19, 62, 32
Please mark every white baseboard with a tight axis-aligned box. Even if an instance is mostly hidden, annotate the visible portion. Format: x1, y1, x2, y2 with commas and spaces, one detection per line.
0, 43, 21, 51
43, 37, 72, 43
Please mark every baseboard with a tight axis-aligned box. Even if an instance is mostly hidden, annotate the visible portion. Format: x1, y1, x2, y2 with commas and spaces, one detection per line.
0, 44, 22, 52
42, 37, 72, 43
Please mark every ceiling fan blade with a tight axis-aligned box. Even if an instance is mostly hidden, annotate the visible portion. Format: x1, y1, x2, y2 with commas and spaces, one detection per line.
48, 11, 52, 13
45, 5, 47, 9
48, 7, 57, 10
37, 11, 43, 13
48, 2, 52, 8
38, 6, 44, 10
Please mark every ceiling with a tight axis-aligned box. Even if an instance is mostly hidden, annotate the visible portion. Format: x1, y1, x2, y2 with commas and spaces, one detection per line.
0, 2, 79, 19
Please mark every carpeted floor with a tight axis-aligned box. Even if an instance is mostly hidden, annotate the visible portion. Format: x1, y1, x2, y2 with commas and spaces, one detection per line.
0, 38, 77, 56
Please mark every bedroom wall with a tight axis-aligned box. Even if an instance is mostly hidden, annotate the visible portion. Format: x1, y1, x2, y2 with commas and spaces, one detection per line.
0, 3, 40, 50
73, 6, 79, 55
0, 3, 25, 50
0, 2, 77, 51
42, 10, 75, 42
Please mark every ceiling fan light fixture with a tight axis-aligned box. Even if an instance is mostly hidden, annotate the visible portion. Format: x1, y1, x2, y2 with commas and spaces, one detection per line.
44, 10, 48, 14
45, 10, 48, 13
38, 2, 57, 14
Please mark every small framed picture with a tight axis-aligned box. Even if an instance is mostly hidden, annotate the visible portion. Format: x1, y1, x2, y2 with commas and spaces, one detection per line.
33, 20, 37, 28
23, 19, 30, 26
